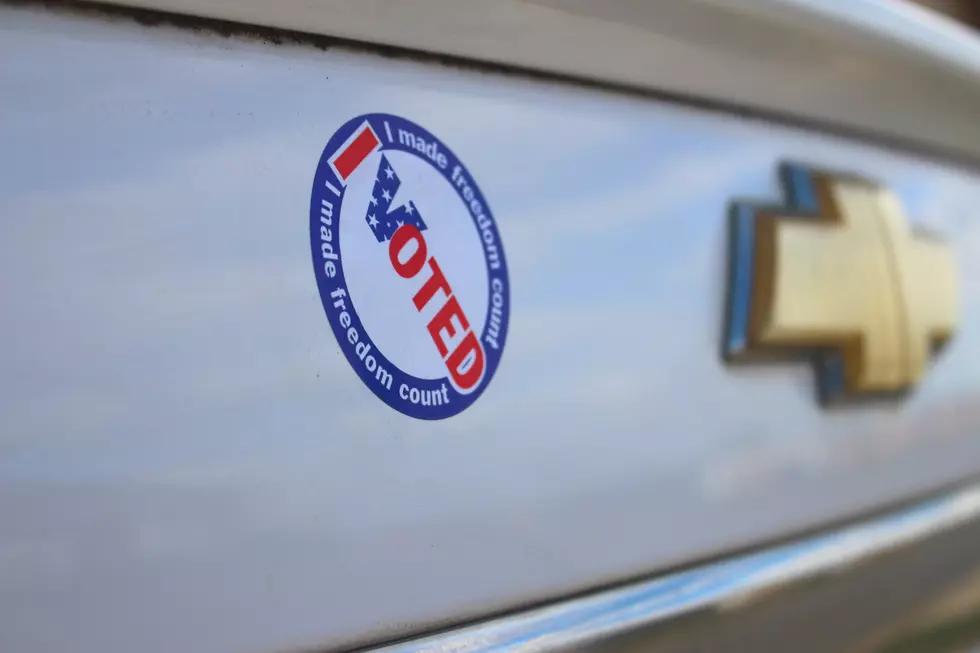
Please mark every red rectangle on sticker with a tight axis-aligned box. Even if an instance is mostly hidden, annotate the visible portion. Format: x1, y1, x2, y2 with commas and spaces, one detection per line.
333, 125, 380, 180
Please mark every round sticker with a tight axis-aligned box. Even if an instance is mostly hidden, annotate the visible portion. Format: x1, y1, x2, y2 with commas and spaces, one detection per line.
310, 114, 510, 420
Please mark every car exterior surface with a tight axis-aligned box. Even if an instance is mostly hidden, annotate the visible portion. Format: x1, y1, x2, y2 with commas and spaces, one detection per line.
1, 1, 980, 652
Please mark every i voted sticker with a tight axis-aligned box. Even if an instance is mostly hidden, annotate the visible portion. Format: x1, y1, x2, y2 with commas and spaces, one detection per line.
310, 114, 510, 420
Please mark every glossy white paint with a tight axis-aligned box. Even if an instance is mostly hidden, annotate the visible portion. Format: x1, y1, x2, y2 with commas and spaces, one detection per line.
2, 5, 980, 653
78, 0, 980, 162
372, 481, 980, 653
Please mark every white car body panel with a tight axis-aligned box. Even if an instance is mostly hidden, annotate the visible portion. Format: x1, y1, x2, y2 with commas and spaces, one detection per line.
77, 0, 980, 161
2, 3, 980, 653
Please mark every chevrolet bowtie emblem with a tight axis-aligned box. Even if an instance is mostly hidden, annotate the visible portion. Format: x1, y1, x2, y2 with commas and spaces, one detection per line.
722, 163, 957, 405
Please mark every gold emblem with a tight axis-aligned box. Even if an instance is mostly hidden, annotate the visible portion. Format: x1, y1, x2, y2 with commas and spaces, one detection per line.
723, 164, 957, 404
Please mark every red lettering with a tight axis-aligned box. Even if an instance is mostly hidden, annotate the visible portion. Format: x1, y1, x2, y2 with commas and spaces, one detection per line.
385, 228, 485, 392
446, 331, 485, 392
426, 295, 469, 357
413, 257, 452, 311
333, 126, 380, 180
388, 225, 427, 278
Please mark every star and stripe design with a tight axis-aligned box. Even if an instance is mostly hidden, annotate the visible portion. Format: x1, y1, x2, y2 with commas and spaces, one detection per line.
364, 154, 428, 243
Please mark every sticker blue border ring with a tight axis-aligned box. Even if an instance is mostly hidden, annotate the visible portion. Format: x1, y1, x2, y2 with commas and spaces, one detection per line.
310, 113, 510, 420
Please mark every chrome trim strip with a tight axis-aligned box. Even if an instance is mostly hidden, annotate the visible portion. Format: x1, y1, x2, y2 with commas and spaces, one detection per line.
370, 483, 980, 652
70, 0, 980, 162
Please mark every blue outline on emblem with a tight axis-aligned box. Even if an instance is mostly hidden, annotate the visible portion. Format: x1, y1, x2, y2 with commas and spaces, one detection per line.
722, 163, 847, 405
310, 113, 510, 420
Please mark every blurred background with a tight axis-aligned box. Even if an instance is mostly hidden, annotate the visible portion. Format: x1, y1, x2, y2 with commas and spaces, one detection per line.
911, 0, 980, 28
909, 0, 980, 28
